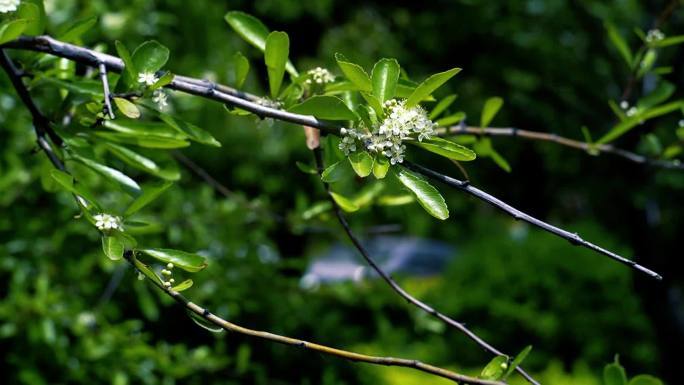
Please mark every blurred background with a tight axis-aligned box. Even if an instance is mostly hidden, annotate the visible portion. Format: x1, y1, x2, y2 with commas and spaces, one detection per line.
1, 0, 683, 384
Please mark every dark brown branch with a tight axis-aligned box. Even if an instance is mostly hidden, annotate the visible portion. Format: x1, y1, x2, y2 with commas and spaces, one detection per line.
440, 125, 684, 170
1, 36, 662, 280
312, 149, 540, 385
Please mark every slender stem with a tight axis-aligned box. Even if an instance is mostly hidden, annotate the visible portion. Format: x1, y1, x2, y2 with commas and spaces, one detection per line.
98, 62, 116, 120
440, 125, 683, 170
122, 253, 504, 385
312, 148, 541, 385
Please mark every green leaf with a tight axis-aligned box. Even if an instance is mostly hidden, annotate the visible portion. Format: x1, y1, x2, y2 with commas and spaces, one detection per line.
406, 68, 461, 108
264, 31, 289, 97
157, 111, 221, 147
139, 248, 208, 272
429, 94, 458, 119
113, 97, 141, 119
188, 311, 224, 333
288, 95, 357, 120
502, 346, 532, 380
603, 361, 627, 385
102, 234, 125, 261
233, 51, 250, 88
335, 53, 372, 92
132, 40, 169, 74
16, 2, 43, 35
171, 279, 193, 292
348, 151, 374, 177
605, 22, 633, 66
321, 159, 351, 183
480, 97, 504, 127
376, 194, 414, 206
479, 355, 508, 380
37, 77, 103, 96
490, 149, 512, 173
628, 375, 664, 385
115, 41, 137, 91
49, 169, 101, 210
371, 58, 400, 102
224, 11, 297, 76
71, 154, 142, 196
0, 19, 29, 45
301, 201, 332, 220
637, 81, 675, 110
295, 161, 318, 174
57, 15, 97, 43
597, 100, 684, 144
124, 181, 173, 217
652, 35, 684, 48
148, 72, 174, 91
360, 92, 384, 119
104, 143, 180, 181
372, 155, 390, 179
409, 137, 476, 161
394, 167, 449, 220
435, 111, 466, 127
131, 254, 162, 285
330, 192, 359, 212
95, 131, 190, 149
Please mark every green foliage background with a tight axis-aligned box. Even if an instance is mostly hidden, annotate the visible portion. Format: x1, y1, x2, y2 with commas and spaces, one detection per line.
1, 0, 682, 384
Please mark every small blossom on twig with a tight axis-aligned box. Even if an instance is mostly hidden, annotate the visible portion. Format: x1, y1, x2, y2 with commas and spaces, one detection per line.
0, 0, 20, 13
137, 72, 158, 86
645, 29, 665, 43
305, 67, 335, 85
152, 89, 168, 109
94, 213, 123, 231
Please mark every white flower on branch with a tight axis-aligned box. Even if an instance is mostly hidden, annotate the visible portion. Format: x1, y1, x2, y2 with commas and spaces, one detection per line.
626, 106, 638, 117
137, 71, 158, 86
94, 213, 123, 231
645, 29, 665, 43
0, 0, 20, 13
305, 67, 335, 85
152, 89, 168, 109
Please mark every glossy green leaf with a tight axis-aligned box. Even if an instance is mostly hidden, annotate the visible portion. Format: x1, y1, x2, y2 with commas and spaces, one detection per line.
38, 77, 103, 96
157, 112, 221, 147
480, 97, 504, 127
409, 137, 476, 161
0, 19, 29, 45
288, 95, 357, 120
113, 97, 141, 119
171, 279, 193, 292
295, 161, 318, 174
360, 92, 384, 119
628, 375, 664, 385
479, 355, 508, 380
335, 53, 372, 92
224, 11, 297, 76
429, 94, 458, 119
406, 68, 461, 108
301, 201, 333, 220
95, 131, 190, 149
102, 234, 125, 261
188, 311, 224, 333
104, 143, 180, 181
132, 40, 169, 73
394, 167, 449, 220
652, 35, 684, 48
233, 51, 250, 88
490, 149, 512, 172
131, 254, 163, 285
376, 194, 414, 206
330, 192, 359, 212
264, 31, 289, 97
372, 155, 390, 179
124, 181, 173, 217
637, 81, 675, 110
435, 111, 466, 127
597, 100, 684, 144
15, 2, 41, 35
348, 151, 374, 177
603, 362, 627, 385
148, 72, 174, 91
57, 15, 97, 43
139, 248, 208, 272
605, 22, 632, 66
49, 169, 101, 210
71, 154, 142, 196
371, 58, 400, 102
321, 159, 351, 183
502, 345, 532, 380
115, 40, 137, 90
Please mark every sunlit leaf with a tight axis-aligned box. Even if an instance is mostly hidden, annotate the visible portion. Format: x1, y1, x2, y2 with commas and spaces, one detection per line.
264, 31, 289, 97
405, 68, 461, 108
171, 279, 193, 292
335, 53, 372, 92
124, 181, 173, 217
288, 95, 357, 120
330, 192, 359, 212
102, 234, 125, 261
479, 355, 508, 380
71, 154, 142, 196
139, 248, 208, 272
132, 40, 170, 73
348, 151, 374, 177
409, 137, 476, 161
394, 167, 449, 220
371, 58, 400, 102
480, 97, 503, 127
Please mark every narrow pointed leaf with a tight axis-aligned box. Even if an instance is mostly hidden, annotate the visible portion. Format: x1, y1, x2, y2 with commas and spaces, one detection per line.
502, 346, 532, 380
114, 41, 137, 90
132, 254, 162, 284
330, 192, 360, 212
71, 154, 141, 196
348, 151, 374, 177
429, 94, 458, 119
113, 97, 141, 119
124, 181, 173, 217
157, 112, 221, 147
480, 97, 504, 127
139, 248, 208, 272
171, 279, 193, 292
105, 143, 180, 181
335, 53, 372, 92
394, 168, 449, 220
371, 58, 400, 102
264, 31, 289, 97
288, 95, 357, 120
188, 311, 224, 333
409, 137, 476, 161
233, 51, 250, 88
57, 15, 97, 43
49, 169, 101, 210
479, 356, 508, 380
406, 68, 461, 108
605, 22, 633, 66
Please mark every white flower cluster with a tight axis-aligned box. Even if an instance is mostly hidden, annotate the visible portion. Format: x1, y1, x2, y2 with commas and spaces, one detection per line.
161, 262, 175, 288
620, 100, 638, 117
305, 67, 335, 85
256, 97, 283, 109
339, 99, 435, 165
0, 0, 20, 13
94, 213, 123, 231
138, 71, 168, 109
646, 29, 665, 43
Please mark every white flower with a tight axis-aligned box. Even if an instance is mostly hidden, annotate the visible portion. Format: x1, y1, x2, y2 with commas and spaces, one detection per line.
678, 119, 684, 128
152, 89, 168, 109
626, 106, 638, 117
256, 98, 282, 109
0, 0, 20, 13
137, 72, 158, 86
93, 213, 123, 231
646, 29, 665, 43
619, 100, 629, 110
305, 67, 335, 85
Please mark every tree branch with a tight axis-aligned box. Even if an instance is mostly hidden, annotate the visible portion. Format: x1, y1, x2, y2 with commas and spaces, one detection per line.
439, 125, 683, 170
312, 148, 540, 385
1, 36, 662, 280
98, 61, 115, 120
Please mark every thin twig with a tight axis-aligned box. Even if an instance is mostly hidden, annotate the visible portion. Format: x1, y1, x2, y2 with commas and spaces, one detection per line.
98, 61, 115, 120
312, 148, 540, 385
440, 125, 684, 170
1, 36, 662, 280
